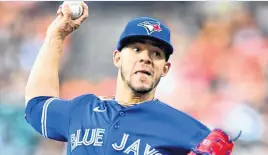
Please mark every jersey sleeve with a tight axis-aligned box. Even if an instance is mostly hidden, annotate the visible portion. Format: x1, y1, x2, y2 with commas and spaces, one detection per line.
25, 95, 90, 142
189, 124, 211, 149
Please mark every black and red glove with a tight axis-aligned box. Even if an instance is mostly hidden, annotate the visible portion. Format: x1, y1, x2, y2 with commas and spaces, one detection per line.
188, 129, 242, 155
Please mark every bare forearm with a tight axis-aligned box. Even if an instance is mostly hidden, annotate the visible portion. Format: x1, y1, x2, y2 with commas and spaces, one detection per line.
25, 35, 64, 104
25, 1, 88, 105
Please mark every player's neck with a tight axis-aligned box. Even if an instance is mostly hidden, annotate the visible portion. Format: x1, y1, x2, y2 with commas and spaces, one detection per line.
115, 92, 155, 106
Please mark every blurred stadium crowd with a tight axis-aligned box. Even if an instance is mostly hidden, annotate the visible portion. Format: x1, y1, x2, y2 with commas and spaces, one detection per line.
0, 1, 268, 155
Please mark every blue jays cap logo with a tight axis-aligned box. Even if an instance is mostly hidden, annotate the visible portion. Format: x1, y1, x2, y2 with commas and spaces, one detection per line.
137, 21, 162, 35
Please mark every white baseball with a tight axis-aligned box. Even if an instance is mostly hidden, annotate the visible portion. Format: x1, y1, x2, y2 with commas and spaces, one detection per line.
62, 1, 83, 20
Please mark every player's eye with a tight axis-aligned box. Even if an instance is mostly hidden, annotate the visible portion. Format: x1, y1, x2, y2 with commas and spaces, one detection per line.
152, 51, 162, 58
132, 46, 140, 52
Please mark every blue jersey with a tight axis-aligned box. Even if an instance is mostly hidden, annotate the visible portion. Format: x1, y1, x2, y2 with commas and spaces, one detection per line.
25, 94, 211, 155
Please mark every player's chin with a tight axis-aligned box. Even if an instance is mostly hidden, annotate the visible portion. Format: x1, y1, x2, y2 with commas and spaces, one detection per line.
131, 83, 153, 94
133, 87, 152, 94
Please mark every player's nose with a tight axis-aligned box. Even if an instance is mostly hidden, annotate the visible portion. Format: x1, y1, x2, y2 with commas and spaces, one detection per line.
138, 50, 152, 65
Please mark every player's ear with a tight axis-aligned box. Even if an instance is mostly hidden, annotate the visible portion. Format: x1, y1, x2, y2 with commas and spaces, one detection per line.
161, 62, 171, 77
113, 50, 121, 68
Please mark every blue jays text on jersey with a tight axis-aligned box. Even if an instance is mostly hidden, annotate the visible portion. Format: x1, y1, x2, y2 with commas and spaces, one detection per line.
25, 94, 211, 155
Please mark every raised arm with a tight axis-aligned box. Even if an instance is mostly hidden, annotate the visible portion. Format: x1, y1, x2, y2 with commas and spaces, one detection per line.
24, 2, 90, 141
25, 2, 88, 105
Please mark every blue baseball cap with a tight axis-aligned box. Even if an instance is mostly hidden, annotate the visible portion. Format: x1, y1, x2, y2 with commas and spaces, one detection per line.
117, 16, 174, 55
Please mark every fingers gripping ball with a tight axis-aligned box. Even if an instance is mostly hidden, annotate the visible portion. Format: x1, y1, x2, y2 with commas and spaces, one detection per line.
188, 129, 242, 155
62, 1, 83, 20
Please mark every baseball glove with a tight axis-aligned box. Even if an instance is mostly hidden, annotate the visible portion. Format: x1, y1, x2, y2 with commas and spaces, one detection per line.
188, 129, 242, 155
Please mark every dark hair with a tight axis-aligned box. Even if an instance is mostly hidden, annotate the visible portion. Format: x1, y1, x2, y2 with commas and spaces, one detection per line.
118, 37, 172, 61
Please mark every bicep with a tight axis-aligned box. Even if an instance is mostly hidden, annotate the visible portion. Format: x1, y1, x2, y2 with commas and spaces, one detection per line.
25, 96, 73, 141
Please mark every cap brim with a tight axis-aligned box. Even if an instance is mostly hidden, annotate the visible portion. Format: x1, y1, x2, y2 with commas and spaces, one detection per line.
118, 35, 173, 54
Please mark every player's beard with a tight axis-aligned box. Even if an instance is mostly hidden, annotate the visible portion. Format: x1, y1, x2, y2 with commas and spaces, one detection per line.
120, 66, 161, 95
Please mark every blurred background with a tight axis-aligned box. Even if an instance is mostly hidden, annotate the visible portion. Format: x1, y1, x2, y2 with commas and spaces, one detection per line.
0, 1, 268, 155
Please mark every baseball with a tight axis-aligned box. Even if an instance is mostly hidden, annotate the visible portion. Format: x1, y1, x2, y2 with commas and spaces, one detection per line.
62, 1, 83, 20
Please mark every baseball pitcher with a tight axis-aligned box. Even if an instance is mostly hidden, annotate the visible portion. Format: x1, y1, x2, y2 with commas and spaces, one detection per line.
24, 2, 239, 155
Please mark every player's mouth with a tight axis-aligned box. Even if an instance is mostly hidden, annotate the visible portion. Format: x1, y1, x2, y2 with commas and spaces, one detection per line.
135, 70, 152, 76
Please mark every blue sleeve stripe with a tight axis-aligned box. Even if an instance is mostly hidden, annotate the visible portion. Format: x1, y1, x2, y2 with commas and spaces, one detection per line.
41, 97, 58, 137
